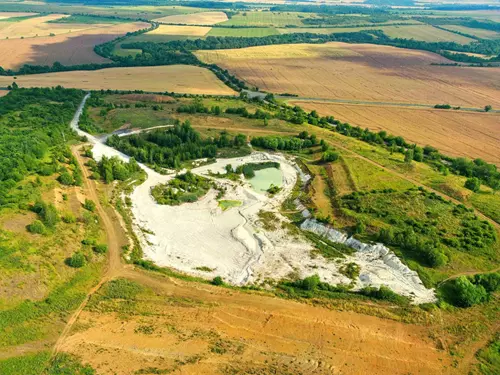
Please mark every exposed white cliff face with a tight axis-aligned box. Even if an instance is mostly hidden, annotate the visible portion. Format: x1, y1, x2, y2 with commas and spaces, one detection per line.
300, 219, 435, 303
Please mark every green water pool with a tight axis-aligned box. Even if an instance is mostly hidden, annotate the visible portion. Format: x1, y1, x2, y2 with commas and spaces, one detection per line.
248, 167, 283, 193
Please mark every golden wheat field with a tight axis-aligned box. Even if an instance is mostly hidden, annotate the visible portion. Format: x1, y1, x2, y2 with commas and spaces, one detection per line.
0, 65, 236, 95
294, 101, 500, 165
153, 11, 228, 25
196, 42, 500, 107
0, 22, 149, 69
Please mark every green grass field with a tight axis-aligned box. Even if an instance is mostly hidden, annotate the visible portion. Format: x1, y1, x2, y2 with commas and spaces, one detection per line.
222, 11, 311, 27
380, 24, 475, 43
207, 27, 279, 38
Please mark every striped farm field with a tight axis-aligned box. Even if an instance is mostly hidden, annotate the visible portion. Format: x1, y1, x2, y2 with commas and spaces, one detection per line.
154, 11, 227, 25
221, 11, 309, 27
293, 101, 500, 166
196, 42, 500, 107
380, 25, 475, 43
442, 25, 500, 39
278, 24, 476, 43
0, 65, 236, 95
147, 24, 211, 36
207, 27, 279, 37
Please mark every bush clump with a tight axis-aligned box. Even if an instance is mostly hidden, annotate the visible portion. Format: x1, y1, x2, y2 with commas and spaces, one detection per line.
28, 220, 46, 234
440, 272, 500, 307
67, 252, 86, 268
211, 276, 224, 286
93, 244, 108, 254
83, 199, 96, 212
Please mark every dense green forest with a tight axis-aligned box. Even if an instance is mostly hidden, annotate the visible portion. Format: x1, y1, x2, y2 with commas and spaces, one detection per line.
0, 87, 85, 208
106, 121, 248, 169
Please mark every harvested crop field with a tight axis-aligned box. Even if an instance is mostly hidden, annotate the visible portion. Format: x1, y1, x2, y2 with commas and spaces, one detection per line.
380, 25, 475, 43
0, 11, 37, 19
0, 14, 73, 39
147, 24, 211, 36
0, 22, 149, 69
196, 42, 500, 107
154, 11, 228, 25
0, 65, 236, 95
279, 25, 475, 43
207, 27, 279, 37
294, 101, 500, 165
58, 275, 451, 375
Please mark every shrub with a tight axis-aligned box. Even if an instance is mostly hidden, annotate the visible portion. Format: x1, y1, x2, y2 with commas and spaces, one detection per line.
61, 212, 76, 223
102, 279, 143, 299
299, 274, 321, 291
82, 238, 97, 246
360, 286, 409, 304
58, 172, 74, 186
83, 199, 96, 212
211, 276, 224, 286
321, 150, 339, 162
451, 276, 488, 307
465, 177, 481, 192
28, 220, 45, 234
93, 244, 108, 254
67, 252, 86, 268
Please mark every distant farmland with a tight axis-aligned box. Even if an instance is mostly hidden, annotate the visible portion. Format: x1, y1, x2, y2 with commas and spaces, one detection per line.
294, 101, 500, 166
0, 22, 149, 69
154, 11, 227, 25
196, 42, 500, 107
0, 65, 236, 95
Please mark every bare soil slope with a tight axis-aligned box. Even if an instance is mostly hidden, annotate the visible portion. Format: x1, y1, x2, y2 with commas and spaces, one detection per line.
59, 272, 451, 375
196, 42, 500, 107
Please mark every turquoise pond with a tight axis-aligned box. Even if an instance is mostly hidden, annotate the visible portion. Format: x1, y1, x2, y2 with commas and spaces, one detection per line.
248, 168, 283, 193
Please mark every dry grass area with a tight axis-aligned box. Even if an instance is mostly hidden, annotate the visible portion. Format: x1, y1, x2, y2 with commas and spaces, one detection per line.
0, 22, 149, 69
0, 65, 236, 95
196, 42, 500, 107
58, 274, 451, 375
294, 101, 500, 166
154, 11, 228, 25
147, 24, 211, 36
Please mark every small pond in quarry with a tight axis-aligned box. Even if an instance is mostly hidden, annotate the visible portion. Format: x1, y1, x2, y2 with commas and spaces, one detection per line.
248, 167, 283, 193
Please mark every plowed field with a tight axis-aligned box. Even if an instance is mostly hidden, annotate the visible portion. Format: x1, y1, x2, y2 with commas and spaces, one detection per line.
196, 42, 500, 107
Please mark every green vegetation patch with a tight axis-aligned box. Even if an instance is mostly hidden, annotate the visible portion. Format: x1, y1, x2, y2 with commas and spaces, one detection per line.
476, 332, 500, 375
152, 172, 216, 205
342, 188, 497, 265
0, 351, 50, 375
107, 121, 248, 170
218, 200, 242, 211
